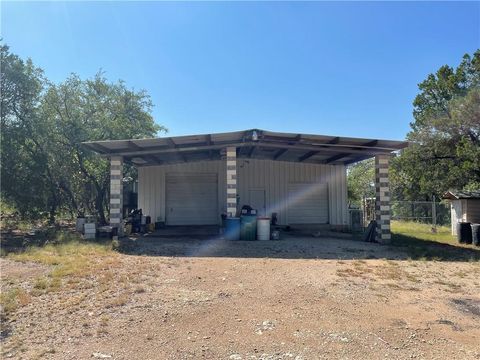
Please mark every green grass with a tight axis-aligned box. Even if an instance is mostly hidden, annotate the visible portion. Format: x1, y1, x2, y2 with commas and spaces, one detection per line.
392, 221, 454, 244
390, 221, 480, 261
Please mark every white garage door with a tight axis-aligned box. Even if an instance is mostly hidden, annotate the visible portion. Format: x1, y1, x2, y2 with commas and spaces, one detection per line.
287, 183, 328, 224
166, 173, 218, 225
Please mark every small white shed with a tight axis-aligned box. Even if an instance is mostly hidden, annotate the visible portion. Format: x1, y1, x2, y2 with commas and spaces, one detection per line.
443, 190, 480, 235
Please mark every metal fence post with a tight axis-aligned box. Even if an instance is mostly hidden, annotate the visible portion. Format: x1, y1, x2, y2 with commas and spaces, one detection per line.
432, 195, 437, 230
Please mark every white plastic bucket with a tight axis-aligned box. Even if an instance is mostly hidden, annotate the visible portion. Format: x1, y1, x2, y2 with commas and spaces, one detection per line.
257, 217, 271, 240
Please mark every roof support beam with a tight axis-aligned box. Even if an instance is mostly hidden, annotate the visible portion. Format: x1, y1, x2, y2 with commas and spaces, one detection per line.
298, 151, 318, 162
206, 134, 214, 159
127, 141, 144, 151
88, 143, 111, 153
206, 134, 213, 145
324, 153, 349, 164
143, 155, 163, 165
167, 138, 177, 148
343, 155, 372, 165
168, 138, 187, 162
260, 138, 394, 152
263, 134, 301, 145
273, 148, 288, 160
105, 141, 393, 158
362, 139, 378, 147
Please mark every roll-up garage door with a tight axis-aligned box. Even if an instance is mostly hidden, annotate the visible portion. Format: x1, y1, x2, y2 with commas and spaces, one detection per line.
166, 173, 218, 225
287, 183, 328, 224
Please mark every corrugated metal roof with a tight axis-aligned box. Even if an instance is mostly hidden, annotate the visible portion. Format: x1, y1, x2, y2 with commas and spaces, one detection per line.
82, 129, 409, 166
443, 190, 480, 200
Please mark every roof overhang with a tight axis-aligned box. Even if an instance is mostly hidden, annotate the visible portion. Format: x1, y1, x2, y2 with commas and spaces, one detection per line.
82, 129, 409, 167
443, 190, 480, 200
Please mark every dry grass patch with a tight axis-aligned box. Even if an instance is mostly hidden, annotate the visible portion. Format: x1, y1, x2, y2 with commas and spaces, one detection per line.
337, 268, 373, 279
452, 271, 467, 279
61, 294, 88, 309
0, 287, 31, 315
133, 285, 146, 294
336, 260, 375, 279
10, 240, 115, 279
385, 283, 403, 290
434, 279, 462, 292
2, 239, 118, 319
336, 260, 423, 290
96, 315, 110, 336
106, 293, 129, 308
377, 265, 403, 281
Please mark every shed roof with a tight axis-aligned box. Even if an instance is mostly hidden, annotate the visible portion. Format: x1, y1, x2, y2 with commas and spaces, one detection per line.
82, 129, 409, 166
443, 190, 480, 200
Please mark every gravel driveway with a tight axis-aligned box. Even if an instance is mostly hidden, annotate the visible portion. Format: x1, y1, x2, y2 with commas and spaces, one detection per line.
2, 236, 479, 359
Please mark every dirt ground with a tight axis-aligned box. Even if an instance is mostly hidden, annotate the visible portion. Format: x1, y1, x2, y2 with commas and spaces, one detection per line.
1, 235, 480, 359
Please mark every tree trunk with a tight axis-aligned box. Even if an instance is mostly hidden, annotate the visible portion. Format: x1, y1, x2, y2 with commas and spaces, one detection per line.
48, 192, 57, 224
59, 180, 79, 216
75, 150, 109, 224
95, 183, 107, 225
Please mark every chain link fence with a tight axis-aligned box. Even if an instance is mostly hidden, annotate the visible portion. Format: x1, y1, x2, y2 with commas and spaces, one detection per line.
349, 198, 451, 231
390, 200, 450, 226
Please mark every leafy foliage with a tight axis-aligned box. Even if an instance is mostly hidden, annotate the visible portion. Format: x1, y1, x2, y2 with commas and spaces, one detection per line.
393, 50, 480, 199
347, 158, 375, 205
1, 44, 164, 222
1, 44, 50, 217
348, 50, 479, 202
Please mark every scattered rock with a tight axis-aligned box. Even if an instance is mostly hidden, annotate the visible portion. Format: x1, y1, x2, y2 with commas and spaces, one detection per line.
92, 352, 112, 358
255, 320, 276, 334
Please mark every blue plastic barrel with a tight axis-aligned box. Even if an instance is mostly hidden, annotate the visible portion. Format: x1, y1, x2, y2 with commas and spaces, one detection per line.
225, 217, 241, 241
240, 215, 257, 240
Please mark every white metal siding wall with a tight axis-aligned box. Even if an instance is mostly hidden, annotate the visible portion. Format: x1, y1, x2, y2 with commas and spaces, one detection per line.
451, 200, 461, 235
236, 159, 347, 225
138, 159, 348, 226
138, 161, 227, 224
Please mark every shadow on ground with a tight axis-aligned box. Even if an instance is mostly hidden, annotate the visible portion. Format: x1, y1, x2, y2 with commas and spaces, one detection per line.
115, 227, 480, 261
116, 235, 387, 260
2, 225, 478, 262
390, 233, 480, 261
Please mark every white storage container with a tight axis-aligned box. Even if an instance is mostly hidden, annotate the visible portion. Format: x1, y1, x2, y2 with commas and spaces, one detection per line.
76, 218, 86, 233
84, 222, 96, 239
257, 217, 271, 240
84, 223, 96, 230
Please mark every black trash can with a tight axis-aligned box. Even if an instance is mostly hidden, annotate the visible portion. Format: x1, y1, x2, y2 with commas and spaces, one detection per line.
471, 224, 480, 246
457, 222, 472, 244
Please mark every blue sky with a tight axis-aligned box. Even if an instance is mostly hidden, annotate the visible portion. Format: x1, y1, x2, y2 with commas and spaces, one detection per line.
2, 1, 479, 140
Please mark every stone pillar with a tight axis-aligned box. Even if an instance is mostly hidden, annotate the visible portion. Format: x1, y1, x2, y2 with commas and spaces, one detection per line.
110, 156, 123, 236
226, 147, 237, 217
375, 154, 391, 243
